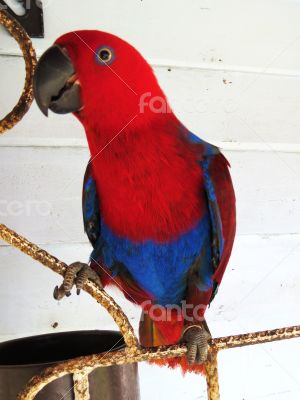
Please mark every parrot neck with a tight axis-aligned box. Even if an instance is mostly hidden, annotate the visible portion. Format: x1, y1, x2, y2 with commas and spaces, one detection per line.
79, 106, 181, 161
74, 71, 177, 153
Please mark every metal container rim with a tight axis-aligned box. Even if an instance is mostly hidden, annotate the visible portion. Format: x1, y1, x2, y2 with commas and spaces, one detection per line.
0, 330, 125, 369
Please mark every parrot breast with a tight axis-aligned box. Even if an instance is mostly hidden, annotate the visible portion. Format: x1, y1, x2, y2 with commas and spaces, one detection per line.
88, 118, 208, 243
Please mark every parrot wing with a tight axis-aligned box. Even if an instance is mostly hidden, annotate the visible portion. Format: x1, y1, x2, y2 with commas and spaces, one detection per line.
187, 132, 236, 302
82, 161, 101, 248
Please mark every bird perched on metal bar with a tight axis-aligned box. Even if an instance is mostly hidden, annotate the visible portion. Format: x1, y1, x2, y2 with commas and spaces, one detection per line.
33, 30, 236, 373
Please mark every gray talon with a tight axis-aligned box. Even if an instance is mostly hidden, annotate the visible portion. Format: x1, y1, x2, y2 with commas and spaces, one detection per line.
182, 324, 211, 364
53, 262, 102, 300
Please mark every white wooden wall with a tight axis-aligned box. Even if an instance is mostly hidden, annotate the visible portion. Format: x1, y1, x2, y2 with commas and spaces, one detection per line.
1, 1, 300, 399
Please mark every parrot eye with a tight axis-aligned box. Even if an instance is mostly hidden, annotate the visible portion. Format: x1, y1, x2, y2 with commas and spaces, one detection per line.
96, 47, 114, 65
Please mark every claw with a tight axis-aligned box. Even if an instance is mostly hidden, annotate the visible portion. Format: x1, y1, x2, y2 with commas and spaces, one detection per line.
53, 262, 102, 300
53, 286, 59, 300
53, 285, 66, 301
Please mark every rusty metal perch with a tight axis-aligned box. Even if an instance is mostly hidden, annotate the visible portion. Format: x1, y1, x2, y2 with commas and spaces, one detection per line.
0, 224, 299, 400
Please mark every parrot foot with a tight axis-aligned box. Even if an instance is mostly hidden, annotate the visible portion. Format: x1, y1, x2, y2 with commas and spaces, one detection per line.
182, 323, 211, 364
53, 262, 102, 300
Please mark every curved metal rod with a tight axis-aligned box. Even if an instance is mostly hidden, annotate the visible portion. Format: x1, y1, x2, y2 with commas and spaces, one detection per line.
0, 224, 139, 351
0, 10, 37, 134
16, 346, 187, 400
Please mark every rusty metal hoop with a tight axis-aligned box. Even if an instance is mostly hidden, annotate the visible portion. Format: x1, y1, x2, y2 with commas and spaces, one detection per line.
0, 9, 37, 134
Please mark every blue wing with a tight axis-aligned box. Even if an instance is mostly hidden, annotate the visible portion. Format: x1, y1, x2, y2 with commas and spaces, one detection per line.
186, 130, 236, 301
187, 131, 224, 263
82, 161, 101, 248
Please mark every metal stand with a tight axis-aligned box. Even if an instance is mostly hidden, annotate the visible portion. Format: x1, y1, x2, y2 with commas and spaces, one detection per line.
1, 11, 300, 399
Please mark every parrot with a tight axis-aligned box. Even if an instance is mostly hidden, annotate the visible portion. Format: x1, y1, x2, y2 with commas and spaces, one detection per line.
33, 30, 236, 374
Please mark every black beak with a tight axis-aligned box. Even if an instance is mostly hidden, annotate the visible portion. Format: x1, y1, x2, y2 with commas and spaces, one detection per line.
33, 45, 82, 116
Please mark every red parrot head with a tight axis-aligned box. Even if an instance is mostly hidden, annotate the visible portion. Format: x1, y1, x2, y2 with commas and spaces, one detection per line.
34, 30, 170, 135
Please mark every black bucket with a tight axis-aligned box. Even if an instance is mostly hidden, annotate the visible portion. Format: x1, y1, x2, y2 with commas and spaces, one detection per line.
0, 330, 140, 399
